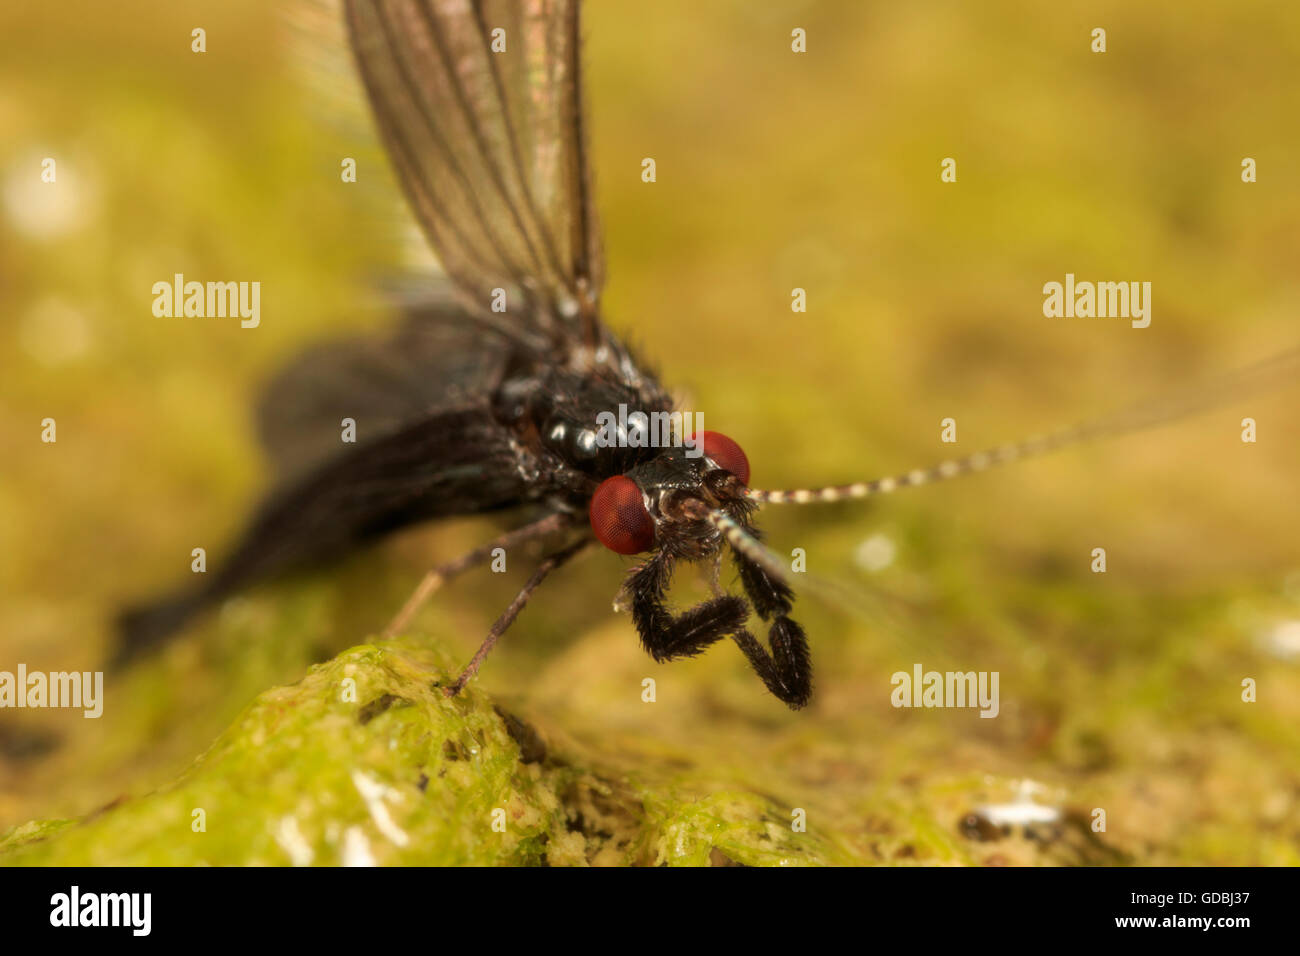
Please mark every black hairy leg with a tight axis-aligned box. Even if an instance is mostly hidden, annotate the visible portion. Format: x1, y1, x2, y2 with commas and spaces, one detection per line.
384, 512, 572, 637
730, 537, 814, 709
443, 538, 589, 697
628, 551, 750, 662
727, 621, 813, 710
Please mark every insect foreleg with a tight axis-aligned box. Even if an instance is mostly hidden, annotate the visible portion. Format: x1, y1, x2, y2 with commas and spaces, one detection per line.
726, 622, 813, 710
628, 552, 750, 662
731, 547, 814, 709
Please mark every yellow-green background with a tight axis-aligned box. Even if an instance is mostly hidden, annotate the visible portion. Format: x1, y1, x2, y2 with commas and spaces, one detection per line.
1, 0, 1297, 864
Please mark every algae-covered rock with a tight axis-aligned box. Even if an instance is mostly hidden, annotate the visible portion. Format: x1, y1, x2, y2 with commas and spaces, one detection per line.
0, 639, 840, 866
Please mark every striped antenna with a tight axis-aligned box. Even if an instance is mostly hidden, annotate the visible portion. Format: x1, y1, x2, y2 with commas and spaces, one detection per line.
707, 509, 791, 583
749, 344, 1300, 506
707, 507, 891, 621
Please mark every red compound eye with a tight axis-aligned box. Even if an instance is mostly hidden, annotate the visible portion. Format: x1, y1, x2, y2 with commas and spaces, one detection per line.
699, 431, 750, 485
589, 475, 655, 554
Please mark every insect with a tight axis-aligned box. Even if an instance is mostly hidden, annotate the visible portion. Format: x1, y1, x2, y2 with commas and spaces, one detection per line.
117, 0, 1298, 709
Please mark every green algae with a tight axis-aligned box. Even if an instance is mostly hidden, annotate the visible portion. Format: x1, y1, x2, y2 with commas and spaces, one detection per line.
0, 640, 846, 866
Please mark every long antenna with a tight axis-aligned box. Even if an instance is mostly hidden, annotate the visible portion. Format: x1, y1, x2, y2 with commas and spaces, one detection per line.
707, 509, 790, 581
749, 344, 1300, 505
706, 508, 888, 621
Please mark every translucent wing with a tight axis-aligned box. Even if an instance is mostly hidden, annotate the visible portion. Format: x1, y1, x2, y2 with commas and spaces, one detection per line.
344, 0, 604, 350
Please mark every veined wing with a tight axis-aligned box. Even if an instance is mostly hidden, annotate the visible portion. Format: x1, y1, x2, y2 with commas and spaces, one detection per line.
344, 0, 604, 351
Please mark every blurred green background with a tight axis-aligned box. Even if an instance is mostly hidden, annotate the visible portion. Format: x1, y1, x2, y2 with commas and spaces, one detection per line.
1, 0, 1298, 864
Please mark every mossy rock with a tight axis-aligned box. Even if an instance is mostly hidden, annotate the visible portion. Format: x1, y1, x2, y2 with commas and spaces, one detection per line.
0, 639, 845, 866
